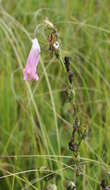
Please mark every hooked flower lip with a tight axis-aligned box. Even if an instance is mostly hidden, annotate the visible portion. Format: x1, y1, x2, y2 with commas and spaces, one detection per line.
23, 38, 40, 81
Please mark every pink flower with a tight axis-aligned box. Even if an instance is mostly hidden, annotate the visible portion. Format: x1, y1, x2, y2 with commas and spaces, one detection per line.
23, 38, 40, 81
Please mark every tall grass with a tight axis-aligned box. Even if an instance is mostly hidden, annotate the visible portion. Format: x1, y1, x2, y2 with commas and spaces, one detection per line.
0, 0, 110, 189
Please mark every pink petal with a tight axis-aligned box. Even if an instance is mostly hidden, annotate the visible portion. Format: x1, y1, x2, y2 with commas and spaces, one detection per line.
23, 38, 40, 81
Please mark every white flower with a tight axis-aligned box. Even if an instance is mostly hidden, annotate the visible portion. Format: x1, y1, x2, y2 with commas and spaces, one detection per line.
53, 41, 59, 49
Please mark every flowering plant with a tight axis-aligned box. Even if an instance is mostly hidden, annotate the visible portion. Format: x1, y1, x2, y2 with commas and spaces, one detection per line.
23, 38, 40, 81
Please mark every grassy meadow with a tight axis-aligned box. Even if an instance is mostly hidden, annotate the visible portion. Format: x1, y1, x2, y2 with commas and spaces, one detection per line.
0, 0, 110, 189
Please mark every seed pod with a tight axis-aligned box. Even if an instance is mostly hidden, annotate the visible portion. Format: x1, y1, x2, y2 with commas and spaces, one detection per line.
68, 142, 78, 152
68, 73, 74, 84
101, 179, 110, 190
47, 184, 57, 190
64, 56, 70, 72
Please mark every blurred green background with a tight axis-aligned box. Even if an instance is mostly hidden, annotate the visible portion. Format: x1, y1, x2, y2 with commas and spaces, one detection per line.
0, 0, 110, 189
